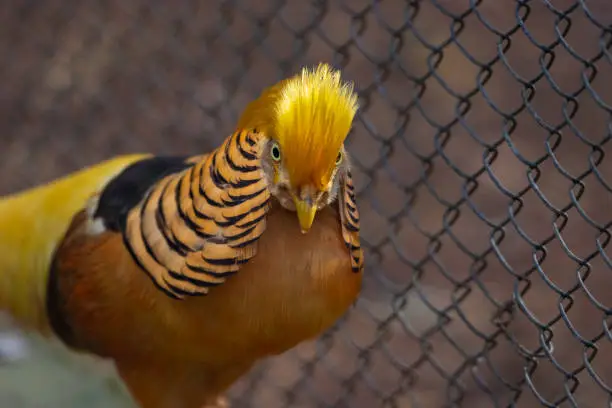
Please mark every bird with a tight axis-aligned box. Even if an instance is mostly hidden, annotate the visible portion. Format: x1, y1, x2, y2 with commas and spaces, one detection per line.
0, 62, 364, 408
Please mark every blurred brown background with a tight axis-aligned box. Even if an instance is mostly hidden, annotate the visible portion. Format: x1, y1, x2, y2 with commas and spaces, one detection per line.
2, 1, 612, 407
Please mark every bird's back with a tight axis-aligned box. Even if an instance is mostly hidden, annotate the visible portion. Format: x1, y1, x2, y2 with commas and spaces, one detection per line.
0, 154, 149, 333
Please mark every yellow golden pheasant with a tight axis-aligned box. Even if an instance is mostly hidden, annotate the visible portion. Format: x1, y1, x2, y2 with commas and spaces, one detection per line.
0, 63, 364, 408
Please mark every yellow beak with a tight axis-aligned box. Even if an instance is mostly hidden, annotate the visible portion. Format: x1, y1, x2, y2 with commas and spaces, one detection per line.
294, 198, 317, 234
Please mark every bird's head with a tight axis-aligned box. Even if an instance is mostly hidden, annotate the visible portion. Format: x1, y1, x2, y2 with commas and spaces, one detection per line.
237, 63, 359, 233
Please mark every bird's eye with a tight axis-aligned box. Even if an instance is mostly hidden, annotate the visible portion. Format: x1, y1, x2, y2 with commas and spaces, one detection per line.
336, 151, 343, 165
270, 143, 281, 162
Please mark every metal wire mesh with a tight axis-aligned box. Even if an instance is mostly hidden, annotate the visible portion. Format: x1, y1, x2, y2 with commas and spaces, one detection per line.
2, 0, 612, 407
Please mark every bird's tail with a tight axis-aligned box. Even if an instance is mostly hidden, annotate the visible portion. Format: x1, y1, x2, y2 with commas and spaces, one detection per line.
0, 154, 149, 335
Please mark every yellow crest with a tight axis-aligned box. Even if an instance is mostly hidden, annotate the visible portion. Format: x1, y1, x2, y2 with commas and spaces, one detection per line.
237, 63, 359, 188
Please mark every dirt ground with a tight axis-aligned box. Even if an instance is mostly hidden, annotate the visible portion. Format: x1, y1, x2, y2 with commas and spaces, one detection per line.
2, 1, 612, 407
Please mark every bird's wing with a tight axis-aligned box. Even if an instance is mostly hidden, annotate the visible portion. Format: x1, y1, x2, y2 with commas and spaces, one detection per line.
0, 154, 150, 333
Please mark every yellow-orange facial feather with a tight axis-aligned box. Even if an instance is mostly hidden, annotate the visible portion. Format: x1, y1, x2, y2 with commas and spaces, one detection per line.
237, 63, 359, 189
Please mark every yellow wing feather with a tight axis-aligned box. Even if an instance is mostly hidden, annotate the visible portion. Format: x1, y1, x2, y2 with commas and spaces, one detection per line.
0, 154, 149, 333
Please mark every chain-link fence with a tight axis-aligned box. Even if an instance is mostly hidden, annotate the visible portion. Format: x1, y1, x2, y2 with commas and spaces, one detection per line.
2, 1, 612, 407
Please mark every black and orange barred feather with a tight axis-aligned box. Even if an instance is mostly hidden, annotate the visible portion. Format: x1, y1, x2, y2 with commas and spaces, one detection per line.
339, 169, 363, 274
121, 130, 270, 298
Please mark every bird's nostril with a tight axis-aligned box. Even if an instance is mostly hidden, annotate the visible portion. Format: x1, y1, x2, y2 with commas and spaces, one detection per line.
297, 185, 322, 203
